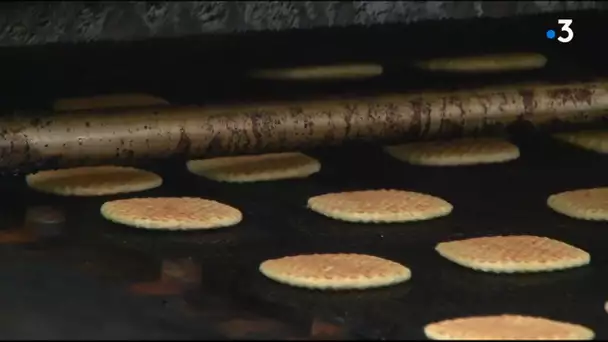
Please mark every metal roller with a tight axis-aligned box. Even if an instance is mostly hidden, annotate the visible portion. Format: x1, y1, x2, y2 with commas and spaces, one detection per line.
2, 80, 608, 173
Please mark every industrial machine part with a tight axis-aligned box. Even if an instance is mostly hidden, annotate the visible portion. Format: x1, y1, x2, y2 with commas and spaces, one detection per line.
2, 81, 608, 173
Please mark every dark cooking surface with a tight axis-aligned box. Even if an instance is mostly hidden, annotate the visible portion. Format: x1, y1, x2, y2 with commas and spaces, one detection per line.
1, 129, 608, 339
0, 249, 222, 340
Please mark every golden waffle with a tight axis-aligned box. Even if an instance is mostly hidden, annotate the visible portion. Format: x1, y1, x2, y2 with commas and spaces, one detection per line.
384, 138, 520, 166
100, 197, 243, 230
307, 189, 453, 223
554, 130, 608, 153
186, 152, 321, 183
53, 93, 169, 111
416, 53, 547, 73
435, 235, 590, 273
26, 166, 162, 196
249, 64, 383, 81
259, 253, 411, 290
424, 314, 594, 340
547, 187, 608, 221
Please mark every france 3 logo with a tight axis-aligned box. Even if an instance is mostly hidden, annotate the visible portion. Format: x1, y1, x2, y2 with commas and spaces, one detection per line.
546, 19, 574, 43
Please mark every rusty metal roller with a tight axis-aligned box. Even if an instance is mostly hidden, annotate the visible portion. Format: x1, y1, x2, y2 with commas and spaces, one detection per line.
1, 81, 608, 172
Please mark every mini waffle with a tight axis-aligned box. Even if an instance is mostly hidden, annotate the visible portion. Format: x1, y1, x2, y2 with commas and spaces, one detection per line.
249, 64, 383, 81
186, 152, 321, 183
53, 93, 169, 111
424, 314, 594, 340
307, 189, 453, 223
259, 253, 411, 290
547, 187, 608, 221
416, 53, 547, 73
553, 130, 608, 154
26, 166, 163, 196
435, 235, 590, 273
100, 197, 242, 230
384, 138, 520, 166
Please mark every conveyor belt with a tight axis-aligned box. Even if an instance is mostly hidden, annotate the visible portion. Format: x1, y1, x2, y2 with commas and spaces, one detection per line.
1, 128, 606, 339
0, 248, 222, 340
223, 132, 608, 339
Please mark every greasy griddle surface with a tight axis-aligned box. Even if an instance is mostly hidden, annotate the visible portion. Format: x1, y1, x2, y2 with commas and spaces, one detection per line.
4, 130, 608, 339
191, 131, 608, 340
0, 163, 280, 259
0, 250, 221, 340
42, 171, 281, 260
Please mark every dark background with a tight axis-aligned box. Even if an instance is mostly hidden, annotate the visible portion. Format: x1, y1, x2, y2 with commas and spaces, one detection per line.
0, 8, 606, 111
0, 1, 603, 47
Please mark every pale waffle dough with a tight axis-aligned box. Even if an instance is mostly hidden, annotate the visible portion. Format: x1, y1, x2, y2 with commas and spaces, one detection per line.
553, 130, 608, 153
259, 253, 411, 290
416, 53, 547, 73
249, 64, 383, 81
547, 187, 608, 221
307, 189, 453, 223
53, 93, 169, 111
100, 197, 243, 230
25, 166, 163, 196
435, 235, 590, 273
384, 138, 520, 166
424, 314, 595, 340
186, 152, 321, 183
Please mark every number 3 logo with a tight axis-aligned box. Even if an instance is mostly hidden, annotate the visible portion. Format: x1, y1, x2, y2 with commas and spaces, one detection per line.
557, 19, 574, 43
